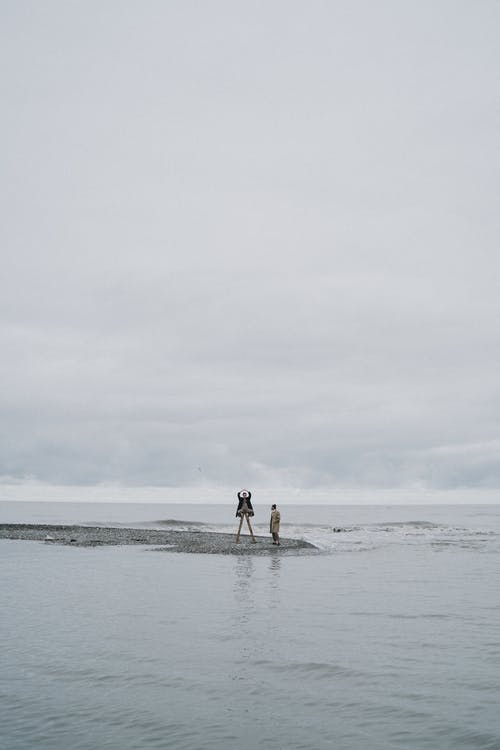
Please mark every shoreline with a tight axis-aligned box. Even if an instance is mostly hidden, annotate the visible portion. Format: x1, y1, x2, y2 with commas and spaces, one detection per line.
0, 524, 318, 555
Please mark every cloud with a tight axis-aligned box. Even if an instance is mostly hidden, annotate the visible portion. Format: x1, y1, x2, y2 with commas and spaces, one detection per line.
1, 1, 500, 496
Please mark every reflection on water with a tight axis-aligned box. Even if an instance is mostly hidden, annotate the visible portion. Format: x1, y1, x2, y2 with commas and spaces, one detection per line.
232, 554, 283, 645
233, 556, 255, 626
233, 556, 254, 595
268, 555, 281, 577
265, 555, 282, 632
231, 557, 256, 673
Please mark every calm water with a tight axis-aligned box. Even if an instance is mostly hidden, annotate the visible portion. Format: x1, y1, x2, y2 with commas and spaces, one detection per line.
1, 502, 500, 749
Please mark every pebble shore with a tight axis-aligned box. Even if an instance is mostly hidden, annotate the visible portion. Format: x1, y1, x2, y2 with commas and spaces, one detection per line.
0, 524, 318, 555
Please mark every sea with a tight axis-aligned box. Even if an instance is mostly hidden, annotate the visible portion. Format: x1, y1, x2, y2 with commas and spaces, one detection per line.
1, 501, 500, 750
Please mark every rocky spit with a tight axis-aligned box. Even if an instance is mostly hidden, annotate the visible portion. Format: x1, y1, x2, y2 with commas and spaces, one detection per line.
0, 524, 318, 555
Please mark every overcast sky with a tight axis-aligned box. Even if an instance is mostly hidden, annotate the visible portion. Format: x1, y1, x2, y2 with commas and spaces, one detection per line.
1, 1, 499, 502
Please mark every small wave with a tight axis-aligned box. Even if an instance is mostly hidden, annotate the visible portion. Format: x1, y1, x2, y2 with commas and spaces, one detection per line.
372, 521, 440, 530
155, 518, 207, 527
280, 521, 338, 529
253, 658, 366, 680
291, 518, 499, 554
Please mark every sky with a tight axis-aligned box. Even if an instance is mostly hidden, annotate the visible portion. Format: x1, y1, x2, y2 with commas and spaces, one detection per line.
1, 1, 500, 503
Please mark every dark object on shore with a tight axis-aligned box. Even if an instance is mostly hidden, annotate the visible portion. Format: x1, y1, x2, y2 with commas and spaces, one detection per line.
0, 523, 318, 556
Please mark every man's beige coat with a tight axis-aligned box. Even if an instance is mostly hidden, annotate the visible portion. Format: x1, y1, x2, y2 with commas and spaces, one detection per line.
270, 509, 281, 533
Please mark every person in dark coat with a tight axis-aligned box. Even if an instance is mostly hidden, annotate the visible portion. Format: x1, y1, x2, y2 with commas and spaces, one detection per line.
236, 490, 254, 517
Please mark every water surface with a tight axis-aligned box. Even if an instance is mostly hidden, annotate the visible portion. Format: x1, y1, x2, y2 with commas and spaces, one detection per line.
1, 502, 500, 749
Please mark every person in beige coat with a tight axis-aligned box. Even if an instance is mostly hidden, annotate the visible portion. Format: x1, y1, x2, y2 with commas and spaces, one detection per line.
270, 504, 281, 545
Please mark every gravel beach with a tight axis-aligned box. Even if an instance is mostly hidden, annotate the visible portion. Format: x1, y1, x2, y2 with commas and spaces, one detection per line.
0, 524, 318, 555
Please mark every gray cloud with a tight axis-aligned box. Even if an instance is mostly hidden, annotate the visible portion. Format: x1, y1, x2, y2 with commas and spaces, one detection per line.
1, 1, 500, 497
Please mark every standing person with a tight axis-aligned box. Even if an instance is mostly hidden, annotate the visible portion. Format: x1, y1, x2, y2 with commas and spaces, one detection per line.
235, 490, 256, 544
270, 504, 281, 545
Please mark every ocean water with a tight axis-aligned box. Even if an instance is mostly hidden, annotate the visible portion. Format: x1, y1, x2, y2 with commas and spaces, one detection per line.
1, 501, 500, 749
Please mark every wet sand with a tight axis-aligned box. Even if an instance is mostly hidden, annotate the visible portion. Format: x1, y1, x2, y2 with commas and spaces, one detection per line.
0, 524, 318, 555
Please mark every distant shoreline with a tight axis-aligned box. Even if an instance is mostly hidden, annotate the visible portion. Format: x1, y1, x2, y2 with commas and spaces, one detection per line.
0, 524, 318, 555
